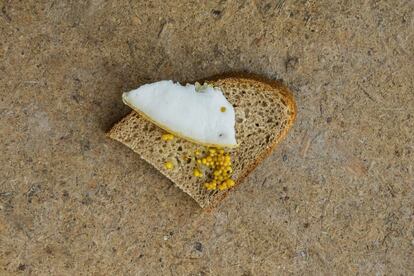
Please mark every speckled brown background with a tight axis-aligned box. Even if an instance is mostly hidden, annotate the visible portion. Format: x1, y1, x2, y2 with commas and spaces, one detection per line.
1, 0, 413, 275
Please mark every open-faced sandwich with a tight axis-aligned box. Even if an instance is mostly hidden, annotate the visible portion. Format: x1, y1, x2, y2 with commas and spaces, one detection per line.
108, 74, 296, 208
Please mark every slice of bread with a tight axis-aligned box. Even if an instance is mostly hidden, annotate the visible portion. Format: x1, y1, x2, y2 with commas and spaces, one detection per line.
108, 74, 296, 208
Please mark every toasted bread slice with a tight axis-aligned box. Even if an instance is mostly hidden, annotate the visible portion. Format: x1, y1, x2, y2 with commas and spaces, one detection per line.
108, 75, 296, 208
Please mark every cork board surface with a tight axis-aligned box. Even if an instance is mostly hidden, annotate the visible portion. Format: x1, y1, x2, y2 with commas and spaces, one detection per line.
1, 0, 413, 275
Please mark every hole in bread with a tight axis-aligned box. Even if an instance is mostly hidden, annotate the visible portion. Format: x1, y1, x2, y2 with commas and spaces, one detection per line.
255, 123, 260, 127
177, 146, 182, 151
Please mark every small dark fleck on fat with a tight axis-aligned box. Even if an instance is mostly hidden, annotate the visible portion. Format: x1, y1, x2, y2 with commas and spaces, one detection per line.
283, 154, 288, 161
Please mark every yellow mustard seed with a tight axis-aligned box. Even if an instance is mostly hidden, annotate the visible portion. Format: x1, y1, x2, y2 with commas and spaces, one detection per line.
204, 182, 216, 190
193, 168, 203, 177
220, 106, 227, 112
161, 133, 174, 141
226, 179, 235, 187
209, 181, 217, 189
164, 161, 174, 170
218, 183, 227, 190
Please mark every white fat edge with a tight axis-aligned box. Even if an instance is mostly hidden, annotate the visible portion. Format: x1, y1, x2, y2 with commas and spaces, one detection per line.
122, 80, 237, 147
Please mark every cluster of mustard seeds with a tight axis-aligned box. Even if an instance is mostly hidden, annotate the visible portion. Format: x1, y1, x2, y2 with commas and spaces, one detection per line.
195, 148, 235, 191
161, 133, 235, 191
